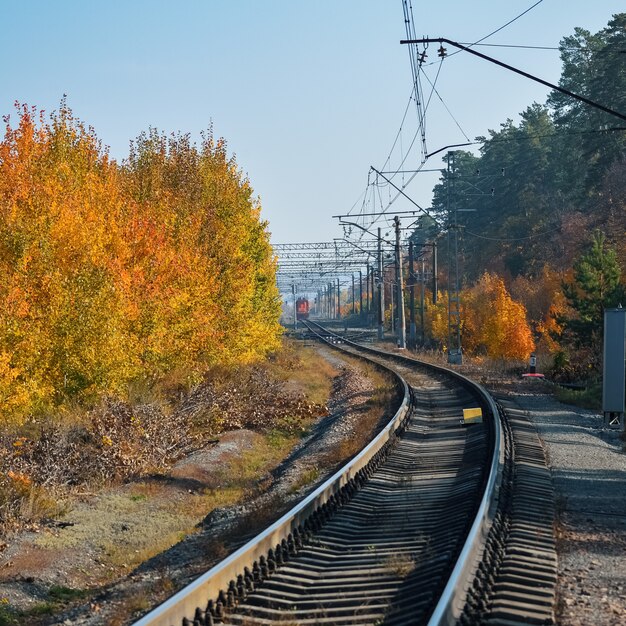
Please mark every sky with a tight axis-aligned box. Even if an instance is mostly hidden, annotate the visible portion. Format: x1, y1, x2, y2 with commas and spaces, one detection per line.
1, 1, 624, 245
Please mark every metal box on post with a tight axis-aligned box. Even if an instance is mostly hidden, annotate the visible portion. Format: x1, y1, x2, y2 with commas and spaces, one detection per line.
603, 307, 626, 428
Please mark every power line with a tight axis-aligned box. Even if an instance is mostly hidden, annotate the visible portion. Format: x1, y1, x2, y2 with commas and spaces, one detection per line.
423, 0, 545, 67
405, 38, 626, 123
464, 226, 561, 242
402, 0, 428, 161
419, 66, 471, 142
466, 0, 545, 49
379, 87, 417, 176
460, 42, 626, 54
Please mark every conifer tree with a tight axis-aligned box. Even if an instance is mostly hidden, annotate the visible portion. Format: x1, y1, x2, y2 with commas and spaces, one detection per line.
560, 231, 624, 348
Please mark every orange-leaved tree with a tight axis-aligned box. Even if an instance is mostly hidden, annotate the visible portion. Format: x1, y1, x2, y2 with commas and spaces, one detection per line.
510, 264, 568, 354
0, 103, 282, 423
462, 273, 535, 360
0, 102, 138, 417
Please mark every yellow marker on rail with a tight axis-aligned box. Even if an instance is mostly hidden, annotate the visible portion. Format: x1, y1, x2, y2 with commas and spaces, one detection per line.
462, 407, 483, 424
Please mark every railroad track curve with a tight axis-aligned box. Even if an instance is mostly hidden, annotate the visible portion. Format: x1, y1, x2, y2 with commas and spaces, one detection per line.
133, 321, 555, 626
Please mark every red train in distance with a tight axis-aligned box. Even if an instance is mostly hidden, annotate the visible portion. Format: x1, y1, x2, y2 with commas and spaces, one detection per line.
296, 297, 310, 320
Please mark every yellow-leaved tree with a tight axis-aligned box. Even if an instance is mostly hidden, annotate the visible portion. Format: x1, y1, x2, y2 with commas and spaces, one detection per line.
0, 103, 282, 423
462, 273, 535, 360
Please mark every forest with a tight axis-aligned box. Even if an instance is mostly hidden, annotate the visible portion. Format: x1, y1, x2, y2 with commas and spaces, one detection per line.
0, 102, 282, 425
411, 13, 626, 381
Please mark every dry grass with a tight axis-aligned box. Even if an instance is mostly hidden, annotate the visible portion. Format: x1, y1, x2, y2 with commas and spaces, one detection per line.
0, 339, 334, 534
0, 340, 355, 624
385, 552, 416, 577
270, 340, 339, 405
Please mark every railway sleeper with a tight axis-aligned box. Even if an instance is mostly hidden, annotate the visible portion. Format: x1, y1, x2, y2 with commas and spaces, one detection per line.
460, 397, 557, 626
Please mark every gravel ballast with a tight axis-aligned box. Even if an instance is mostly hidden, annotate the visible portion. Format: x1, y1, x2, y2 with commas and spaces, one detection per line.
502, 384, 626, 625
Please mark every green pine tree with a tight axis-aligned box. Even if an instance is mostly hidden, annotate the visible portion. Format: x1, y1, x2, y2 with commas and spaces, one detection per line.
560, 231, 624, 349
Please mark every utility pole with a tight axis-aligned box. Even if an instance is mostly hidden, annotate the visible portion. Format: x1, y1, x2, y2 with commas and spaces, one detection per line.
364, 265, 369, 317
336, 277, 340, 319
409, 241, 416, 346
352, 274, 356, 315
366, 266, 370, 321
378, 227, 384, 340
420, 257, 426, 344
359, 269, 363, 319
325, 283, 329, 318
395, 216, 407, 349
292, 284, 297, 331
447, 152, 462, 364
432, 240, 438, 304
326, 284, 330, 318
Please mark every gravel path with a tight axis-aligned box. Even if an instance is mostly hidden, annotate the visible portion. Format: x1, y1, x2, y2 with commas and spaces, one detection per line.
499, 383, 626, 626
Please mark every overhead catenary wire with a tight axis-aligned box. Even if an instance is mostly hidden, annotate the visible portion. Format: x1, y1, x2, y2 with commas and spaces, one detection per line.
365, 1, 549, 225
338, 0, 581, 250
464, 226, 561, 242
423, 0, 546, 67
420, 63, 472, 142
402, 0, 428, 161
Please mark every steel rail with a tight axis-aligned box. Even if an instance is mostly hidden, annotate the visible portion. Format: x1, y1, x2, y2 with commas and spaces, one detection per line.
132, 330, 411, 626
306, 320, 504, 625
134, 320, 503, 626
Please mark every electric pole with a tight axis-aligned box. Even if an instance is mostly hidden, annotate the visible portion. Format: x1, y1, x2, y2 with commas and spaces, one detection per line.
378, 227, 385, 340
447, 152, 462, 364
359, 269, 363, 319
395, 216, 407, 349
409, 241, 416, 346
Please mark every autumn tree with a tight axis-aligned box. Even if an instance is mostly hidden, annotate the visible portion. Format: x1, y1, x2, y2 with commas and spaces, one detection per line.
510, 265, 568, 354
0, 102, 282, 423
462, 273, 535, 360
422, 290, 448, 349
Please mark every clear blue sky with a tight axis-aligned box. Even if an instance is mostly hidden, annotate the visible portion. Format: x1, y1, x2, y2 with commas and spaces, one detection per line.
1, 1, 623, 243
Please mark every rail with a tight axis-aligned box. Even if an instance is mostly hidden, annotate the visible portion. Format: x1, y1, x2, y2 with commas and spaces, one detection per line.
133, 327, 411, 626
305, 320, 504, 626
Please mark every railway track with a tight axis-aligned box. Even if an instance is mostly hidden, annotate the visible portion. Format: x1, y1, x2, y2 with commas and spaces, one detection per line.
134, 322, 556, 626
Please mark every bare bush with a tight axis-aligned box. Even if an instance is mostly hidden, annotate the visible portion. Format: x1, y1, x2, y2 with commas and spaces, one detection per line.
0, 361, 327, 532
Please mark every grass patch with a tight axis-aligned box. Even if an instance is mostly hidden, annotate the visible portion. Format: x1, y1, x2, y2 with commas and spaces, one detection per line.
288, 468, 321, 494
554, 382, 601, 410
270, 341, 339, 406
265, 428, 295, 450
223, 431, 302, 493
0, 601, 17, 626
0, 587, 88, 626
47, 585, 88, 603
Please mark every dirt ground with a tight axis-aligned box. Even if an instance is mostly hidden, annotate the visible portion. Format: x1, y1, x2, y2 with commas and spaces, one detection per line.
0, 345, 393, 625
